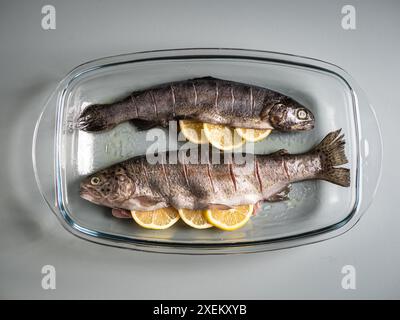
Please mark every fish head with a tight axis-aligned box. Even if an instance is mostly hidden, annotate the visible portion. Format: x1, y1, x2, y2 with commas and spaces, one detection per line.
268, 98, 315, 131
80, 166, 135, 208
77, 104, 116, 132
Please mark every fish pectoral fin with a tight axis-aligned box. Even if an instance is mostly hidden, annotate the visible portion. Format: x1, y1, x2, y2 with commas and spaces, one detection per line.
111, 208, 132, 219
252, 201, 264, 215
260, 105, 271, 120
130, 119, 165, 131
270, 149, 290, 156
134, 196, 164, 207
266, 185, 291, 202
207, 203, 234, 210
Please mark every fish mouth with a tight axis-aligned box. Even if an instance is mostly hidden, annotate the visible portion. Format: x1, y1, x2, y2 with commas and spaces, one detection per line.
79, 189, 95, 202
298, 120, 315, 130
79, 185, 99, 203
287, 120, 314, 131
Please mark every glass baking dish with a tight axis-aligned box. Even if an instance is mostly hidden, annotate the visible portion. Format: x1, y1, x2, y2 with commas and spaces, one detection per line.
33, 48, 382, 254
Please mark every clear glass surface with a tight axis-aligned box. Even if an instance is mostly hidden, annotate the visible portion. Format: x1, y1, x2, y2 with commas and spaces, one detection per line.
33, 48, 382, 254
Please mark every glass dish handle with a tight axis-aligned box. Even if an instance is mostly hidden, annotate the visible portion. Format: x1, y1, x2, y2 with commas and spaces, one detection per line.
357, 93, 383, 216
32, 91, 58, 213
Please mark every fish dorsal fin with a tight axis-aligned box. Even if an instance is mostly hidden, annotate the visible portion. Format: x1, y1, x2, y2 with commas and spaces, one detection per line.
191, 76, 218, 81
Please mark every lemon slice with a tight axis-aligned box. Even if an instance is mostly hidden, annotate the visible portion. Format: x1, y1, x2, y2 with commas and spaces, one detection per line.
178, 208, 213, 229
179, 120, 208, 144
205, 204, 253, 231
131, 207, 180, 230
203, 123, 245, 150
235, 128, 272, 142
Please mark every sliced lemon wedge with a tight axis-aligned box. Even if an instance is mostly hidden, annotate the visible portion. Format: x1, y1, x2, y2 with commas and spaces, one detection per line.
235, 128, 272, 142
131, 207, 180, 230
179, 120, 208, 144
205, 204, 253, 231
178, 208, 213, 229
203, 123, 245, 150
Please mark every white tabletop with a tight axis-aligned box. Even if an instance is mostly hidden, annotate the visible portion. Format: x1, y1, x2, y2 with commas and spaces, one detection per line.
0, 0, 398, 299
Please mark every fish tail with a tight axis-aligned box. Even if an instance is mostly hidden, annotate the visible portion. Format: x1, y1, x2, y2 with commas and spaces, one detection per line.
313, 129, 350, 187
78, 99, 131, 132
77, 104, 110, 132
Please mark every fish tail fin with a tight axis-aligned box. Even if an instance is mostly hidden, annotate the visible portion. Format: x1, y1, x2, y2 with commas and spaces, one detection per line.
313, 129, 350, 187
77, 104, 115, 132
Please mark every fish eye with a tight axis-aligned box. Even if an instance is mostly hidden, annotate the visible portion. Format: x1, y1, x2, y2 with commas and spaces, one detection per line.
90, 177, 101, 185
297, 109, 307, 120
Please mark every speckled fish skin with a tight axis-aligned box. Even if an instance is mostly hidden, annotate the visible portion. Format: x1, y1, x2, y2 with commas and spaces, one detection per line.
77, 77, 315, 132
80, 130, 350, 212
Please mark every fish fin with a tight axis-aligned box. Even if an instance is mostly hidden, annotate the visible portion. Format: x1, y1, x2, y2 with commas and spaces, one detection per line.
319, 167, 350, 187
130, 119, 165, 131
111, 208, 132, 219
260, 105, 271, 120
314, 129, 350, 187
191, 76, 218, 81
208, 204, 234, 210
134, 196, 164, 207
270, 149, 289, 157
77, 104, 116, 132
266, 185, 291, 202
252, 201, 264, 215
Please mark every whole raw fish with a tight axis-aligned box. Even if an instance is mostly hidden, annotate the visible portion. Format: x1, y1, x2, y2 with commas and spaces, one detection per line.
77, 77, 315, 132
80, 130, 349, 215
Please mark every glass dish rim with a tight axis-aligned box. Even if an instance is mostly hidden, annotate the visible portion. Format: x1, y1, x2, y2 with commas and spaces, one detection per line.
34, 47, 380, 254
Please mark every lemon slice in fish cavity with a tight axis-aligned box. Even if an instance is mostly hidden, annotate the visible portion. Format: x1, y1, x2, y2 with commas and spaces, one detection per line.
235, 128, 272, 142
180, 120, 269, 150
203, 123, 245, 150
179, 120, 209, 144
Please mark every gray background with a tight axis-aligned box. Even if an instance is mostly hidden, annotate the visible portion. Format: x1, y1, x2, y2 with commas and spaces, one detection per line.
0, 0, 398, 299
